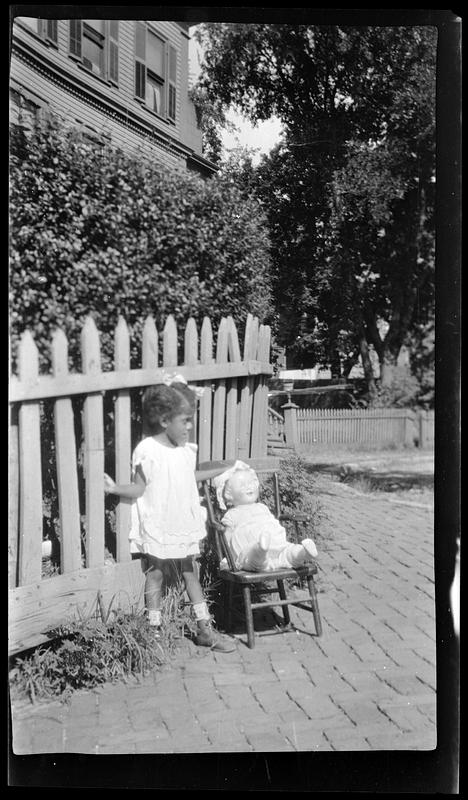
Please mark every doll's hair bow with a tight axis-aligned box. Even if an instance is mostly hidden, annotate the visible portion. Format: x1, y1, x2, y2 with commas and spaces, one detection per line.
158, 370, 205, 399
212, 460, 255, 510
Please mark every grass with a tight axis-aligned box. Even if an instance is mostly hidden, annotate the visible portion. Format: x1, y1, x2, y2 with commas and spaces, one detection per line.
9, 583, 196, 706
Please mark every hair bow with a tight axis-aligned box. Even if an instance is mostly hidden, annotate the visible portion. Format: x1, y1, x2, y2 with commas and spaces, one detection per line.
159, 370, 205, 399
212, 460, 254, 510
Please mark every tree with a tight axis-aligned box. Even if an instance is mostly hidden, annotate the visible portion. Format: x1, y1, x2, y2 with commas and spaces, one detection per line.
195, 23, 436, 399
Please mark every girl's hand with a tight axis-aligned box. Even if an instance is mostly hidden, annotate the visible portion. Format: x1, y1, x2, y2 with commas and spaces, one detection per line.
104, 473, 117, 494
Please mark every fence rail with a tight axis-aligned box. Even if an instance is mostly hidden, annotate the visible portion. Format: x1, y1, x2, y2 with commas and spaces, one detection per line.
9, 312, 272, 654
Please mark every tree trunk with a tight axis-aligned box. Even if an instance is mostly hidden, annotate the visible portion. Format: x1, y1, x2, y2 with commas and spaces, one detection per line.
379, 351, 399, 387
358, 328, 377, 398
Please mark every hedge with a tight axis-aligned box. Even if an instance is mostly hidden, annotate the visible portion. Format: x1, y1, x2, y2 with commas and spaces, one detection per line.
9, 117, 273, 371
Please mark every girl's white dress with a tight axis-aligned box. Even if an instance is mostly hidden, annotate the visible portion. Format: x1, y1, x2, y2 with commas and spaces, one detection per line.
129, 437, 206, 560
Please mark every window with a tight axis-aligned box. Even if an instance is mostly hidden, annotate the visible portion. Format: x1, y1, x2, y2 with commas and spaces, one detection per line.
69, 20, 119, 83
16, 17, 58, 45
134, 22, 177, 122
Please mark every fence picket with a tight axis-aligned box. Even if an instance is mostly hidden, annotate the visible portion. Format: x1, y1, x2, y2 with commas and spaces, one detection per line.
238, 314, 258, 458
198, 317, 213, 462
81, 317, 105, 568
9, 408, 19, 588
163, 315, 178, 367
225, 316, 241, 459
184, 317, 199, 444
17, 331, 43, 585
251, 324, 271, 457
212, 318, 228, 459
52, 329, 82, 574
114, 317, 131, 563
142, 315, 158, 369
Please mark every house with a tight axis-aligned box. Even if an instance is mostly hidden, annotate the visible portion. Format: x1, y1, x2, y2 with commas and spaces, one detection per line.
9, 15, 216, 177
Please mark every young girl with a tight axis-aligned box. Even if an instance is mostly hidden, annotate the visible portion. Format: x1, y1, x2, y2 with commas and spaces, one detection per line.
104, 376, 236, 653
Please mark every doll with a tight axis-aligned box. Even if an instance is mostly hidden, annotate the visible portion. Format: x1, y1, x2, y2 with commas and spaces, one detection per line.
213, 461, 318, 572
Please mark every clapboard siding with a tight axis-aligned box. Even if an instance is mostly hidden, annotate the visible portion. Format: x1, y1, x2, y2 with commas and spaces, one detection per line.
11, 18, 207, 173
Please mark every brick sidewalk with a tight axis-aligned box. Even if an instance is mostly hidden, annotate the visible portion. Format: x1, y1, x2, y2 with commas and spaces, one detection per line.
10, 474, 436, 754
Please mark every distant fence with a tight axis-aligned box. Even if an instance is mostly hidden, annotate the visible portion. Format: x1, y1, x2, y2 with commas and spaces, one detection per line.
9, 312, 272, 654
271, 406, 434, 450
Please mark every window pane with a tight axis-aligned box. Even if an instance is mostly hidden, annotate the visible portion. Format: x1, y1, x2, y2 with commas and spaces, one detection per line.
83, 35, 103, 75
147, 31, 164, 77
69, 20, 82, 57
146, 73, 163, 114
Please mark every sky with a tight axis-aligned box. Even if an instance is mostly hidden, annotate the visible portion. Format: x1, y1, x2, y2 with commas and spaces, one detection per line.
188, 26, 283, 165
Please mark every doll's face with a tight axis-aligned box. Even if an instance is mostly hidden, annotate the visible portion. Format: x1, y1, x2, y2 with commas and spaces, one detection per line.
225, 470, 260, 506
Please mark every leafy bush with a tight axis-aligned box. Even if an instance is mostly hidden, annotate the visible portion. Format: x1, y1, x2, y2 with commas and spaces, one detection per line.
9, 116, 273, 371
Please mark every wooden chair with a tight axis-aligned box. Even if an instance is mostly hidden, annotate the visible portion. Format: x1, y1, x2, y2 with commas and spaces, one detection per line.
196, 457, 323, 649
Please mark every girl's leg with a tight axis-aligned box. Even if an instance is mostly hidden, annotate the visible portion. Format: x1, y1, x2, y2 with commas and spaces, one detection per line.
181, 558, 236, 652
143, 555, 164, 627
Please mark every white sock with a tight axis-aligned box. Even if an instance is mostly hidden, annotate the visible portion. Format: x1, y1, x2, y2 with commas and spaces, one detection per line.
148, 609, 161, 627
192, 601, 211, 621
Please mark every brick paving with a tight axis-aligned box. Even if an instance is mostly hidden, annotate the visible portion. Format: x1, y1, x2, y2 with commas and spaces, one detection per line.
10, 473, 436, 754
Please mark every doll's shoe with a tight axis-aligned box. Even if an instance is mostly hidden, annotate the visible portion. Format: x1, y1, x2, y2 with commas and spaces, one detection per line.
302, 538, 318, 559
194, 629, 237, 652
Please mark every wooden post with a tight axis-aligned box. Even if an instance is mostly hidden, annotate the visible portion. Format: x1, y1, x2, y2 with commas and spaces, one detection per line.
81, 316, 105, 568
184, 317, 199, 444
17, 331, 43, 586
198, 317, 213, 462
9, 407, 19, 588
114, 317, 132, 563
282, 402, 299, 449
212, 317, 228, 460
238, 314, 258, 459
225, 316, 241, 459
52, 329, 82, 573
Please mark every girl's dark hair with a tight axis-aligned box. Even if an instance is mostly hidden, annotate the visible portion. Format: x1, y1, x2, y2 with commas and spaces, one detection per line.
142, 382, 196, 434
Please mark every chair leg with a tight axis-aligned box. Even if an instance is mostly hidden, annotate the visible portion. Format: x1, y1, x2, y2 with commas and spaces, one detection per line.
307, 575, 323, 636
242, 585, 255, 648
277, 580, 291, 626
224, 582, 233, 632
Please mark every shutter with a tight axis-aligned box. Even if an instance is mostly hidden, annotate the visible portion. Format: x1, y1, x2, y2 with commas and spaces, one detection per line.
135, 22, 146, 99
167, 44, 177, 121
108, 20, 119, 83
46, 20, 58, 42
69, 19, 82, 57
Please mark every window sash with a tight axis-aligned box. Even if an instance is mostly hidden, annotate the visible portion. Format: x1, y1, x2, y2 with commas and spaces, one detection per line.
134, 24, 177, 121
69, 20, 118, 83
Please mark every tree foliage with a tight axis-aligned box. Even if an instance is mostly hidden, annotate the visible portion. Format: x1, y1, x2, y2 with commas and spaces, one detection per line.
9, 117, 273, 370
195, 23, 436, 403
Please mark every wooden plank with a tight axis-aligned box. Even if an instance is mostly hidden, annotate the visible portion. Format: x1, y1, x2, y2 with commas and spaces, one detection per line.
17, 331, 43, 586
250, 323, 271, 457
9, 409, 19, 589
9, 360, 274, 402
184, 317, 199, 444
142, 315, 158, 368
81, 316, 105, 568
211, 317, 228, 460
114, 317, 131, 563
225, 317, 241, 459
198, 317, 213, 463
238, 314, 258, 458
9, 559, 146, 655
52, 329, 82, 574
163, 315, 178, 367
